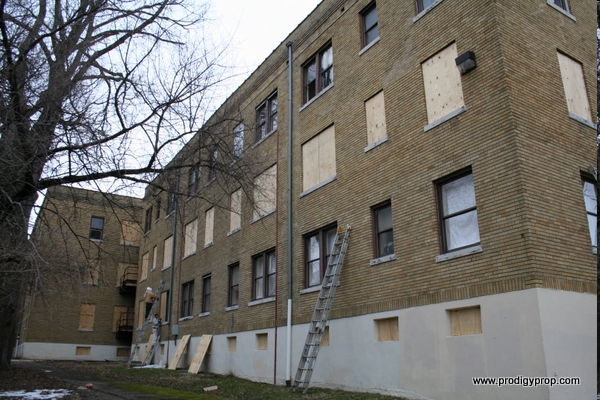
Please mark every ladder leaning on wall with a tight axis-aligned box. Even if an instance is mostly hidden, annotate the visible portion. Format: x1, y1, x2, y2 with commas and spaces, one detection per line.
127, 279, 165, 368
293, 225, 351, 393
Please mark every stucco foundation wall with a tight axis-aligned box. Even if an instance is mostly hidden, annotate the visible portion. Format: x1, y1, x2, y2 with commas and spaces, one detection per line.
156, 288, 594, 400
19, 342, 129, 361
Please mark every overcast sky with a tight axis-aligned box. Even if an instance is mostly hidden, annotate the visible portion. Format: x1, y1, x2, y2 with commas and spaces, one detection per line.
207, 0, 323, 94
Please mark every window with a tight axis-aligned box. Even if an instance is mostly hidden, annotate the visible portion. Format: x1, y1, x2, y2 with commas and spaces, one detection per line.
233, 123, 244, 159
207, 149, 218, 183
256, 92, 278, 142
202, 274, 211, 313
230, 189, 242, 233
151, 246, 158, 271
373, 202, 394, 257
361, 3, 379, 48
120, 221, 142, 246
252, 249, 276, 300
253, 165, 277, 220
421, 43, 465, 127
227, 336, 237, 352
303, 44, 333, 103
163, 236, 173, 269
256, 333, 268, 350
204, 207, 214, 246
89, 216, 104, 240
78, 303, 95, 330
76, 346, 91, 356
302, 126, 336, 192
82, 261, 100, 286
557, 52, 592, 125
365, 91, 387, 149
166, 182, 177, 215
159, 290, 169, 322
144, 207, 152, 233
437, 170, 480, 253
228, 263, 240, 307
375, 317, 399, 342
416, 0, 437, 13
550, 0, 570, 12
448, 306, 482, 336
140, 252, 149, 281
181, 280, 194, 317
582, 177, 597, 250
155, 198, 161, 220
184, 219, 198, 257
187, 164, 201, 197
305, 225, 337, 287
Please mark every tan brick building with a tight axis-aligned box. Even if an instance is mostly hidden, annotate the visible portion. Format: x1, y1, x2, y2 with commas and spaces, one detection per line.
18, 186, 143, 361
73, 0, 597, 399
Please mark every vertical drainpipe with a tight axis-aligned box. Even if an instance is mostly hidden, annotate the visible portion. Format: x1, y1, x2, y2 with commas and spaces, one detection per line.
166, 180, 178, 366
285, 41, 294, 386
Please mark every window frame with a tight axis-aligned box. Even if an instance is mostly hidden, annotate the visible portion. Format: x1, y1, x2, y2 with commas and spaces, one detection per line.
144, 207, 152, 233
166, 182, 177, 216
89, 216, 104, 241
180, 280, 194, 318
302, 43, 333, 104
581, 175, 597, 251
416, 0, 437, 14
233, 123, 244, 159
436, 169, 481, 254
187, 164, 201, 198
201, 274, 211, 314
252, 249, 276, 300
372, 202, 395, 258
551, 0, 570, 13
255, 92, 278, 143
228, 263, 240, 307
304, 225, 337, 288
207, 148, 218, 183
360, 2, 379, 48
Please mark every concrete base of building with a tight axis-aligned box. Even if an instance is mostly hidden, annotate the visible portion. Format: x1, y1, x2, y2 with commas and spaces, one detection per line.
16, 342, 131, 362
148, 288, 594, 400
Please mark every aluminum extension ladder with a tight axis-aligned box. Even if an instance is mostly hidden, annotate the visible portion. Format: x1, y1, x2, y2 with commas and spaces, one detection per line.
127, 279, 164, 367
293, 225, 351, 393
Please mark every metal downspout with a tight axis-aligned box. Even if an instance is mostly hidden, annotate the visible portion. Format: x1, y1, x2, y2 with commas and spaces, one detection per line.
285, 41, 294, 386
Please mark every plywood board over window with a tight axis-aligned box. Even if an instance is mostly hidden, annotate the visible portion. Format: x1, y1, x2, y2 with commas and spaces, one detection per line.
365, 91, 387, 146
253, 165, 277, 220
163, 236, 173, 268
557, 52, 592, 123
184, 219, 198, 256
230, 189, 242, 232
121, 221, 142, 246
140, 253, 149, 281
422, 42, 464, 124
79, 303, 95, 330
204, 208, 214, 246
302, 126, 336, 191
448, 306, 482, 336
375, 317, 399, 342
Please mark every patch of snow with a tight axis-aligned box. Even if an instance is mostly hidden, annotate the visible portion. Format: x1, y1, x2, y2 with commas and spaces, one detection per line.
0, 389, 72, 399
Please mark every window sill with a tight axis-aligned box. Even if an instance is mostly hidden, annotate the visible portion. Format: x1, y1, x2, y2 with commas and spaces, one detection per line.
161, 266, 172, 271
424, 106, 467, 132
178, 316, 193, 322
568, 113, 596, 129
225, 305, 239, 312
250, 209, 276, 224
413, 0, 446, 22
546, 1, 576, 21
227, 227, 241, 236
77, 329, 94, 332
358, 36, 380, 56
364, 136, 388, 153
370, 254, 397, 266
205, 178, 216, 187
300, 175, 337, 198
436, 244, 483, 262
248, 297, 275, 306
199, 312, 210, 317
89, 239, 103, 244
203, 242, 213, 250
299, 84, 334, 112
165, 212, 174, 219
138, 278, 147, 283
182, 252, 196, 260
300, 286, 321, 295
592, 246, 597, 255
252, 130, 277, 149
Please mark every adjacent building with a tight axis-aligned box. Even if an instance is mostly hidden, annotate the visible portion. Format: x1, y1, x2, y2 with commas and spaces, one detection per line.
18, 186, 143, 361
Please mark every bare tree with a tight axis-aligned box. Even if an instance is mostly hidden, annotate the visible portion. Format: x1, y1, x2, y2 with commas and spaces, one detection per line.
0, 0, 257, 369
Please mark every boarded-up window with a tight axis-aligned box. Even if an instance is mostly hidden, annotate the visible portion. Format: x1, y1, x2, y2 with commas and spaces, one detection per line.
152, 246, 158, 271
140, 253, 149, 281
112, 305, 129, 331
365, 91, 387, 146
121, 221, 142, 246
253, 165, 277, 220
138, 300, 145, 328
557, 52, 592, 123
448, 306, 482, 336
204, 208, 214, 246
321, 326, 330, 346
184, 219, 198, 257
79, 303, 95, 330
230, 189, 242, 232
256, 333, 268, 350
82, 260, 100, 286
76, 346, 91, 356
163, 236, 173, 269
159, 290, 169, 322
422, 43, 465, 124
228, 336, 237, 352
117, 348, 129, 357
375, 317, 399, 342
302, 126, 336, 192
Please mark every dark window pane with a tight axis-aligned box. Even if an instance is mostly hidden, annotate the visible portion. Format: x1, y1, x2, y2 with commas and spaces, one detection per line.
364, 7, 377, 31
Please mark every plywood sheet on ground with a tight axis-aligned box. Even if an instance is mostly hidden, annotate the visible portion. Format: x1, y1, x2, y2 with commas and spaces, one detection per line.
168, 334, 191, 370
188, 335, 212, 374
